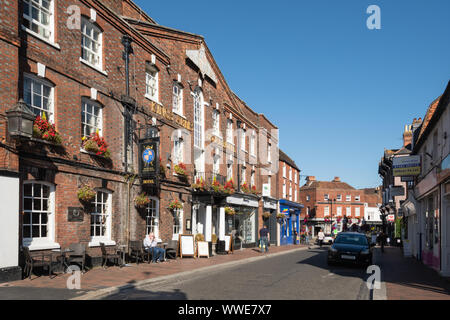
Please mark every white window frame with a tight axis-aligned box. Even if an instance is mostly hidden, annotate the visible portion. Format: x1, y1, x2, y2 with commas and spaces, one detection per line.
355, 207, 361, 217
289, 186, 292, 201
22, 181, 59, 250
355, 195, 360, 202
324, 206, 330, 217
145, 69, 159, 103
324, 194, 329, 201
251, 171, 255, 187
145, 197, 160, 240
283, 183, 286, 198
283, 164, 286, 178
337, 194, 342, 201
226, 120, 233, 144
172, 82, 183, 115
337, 206, 342, 217
289, 168, 292, 181
267, 144, 271, 163
23, 73, 54, 121
213, 154, 219, 177
22, 0, 56, 45
346, 207, 351, 216
227, 164, 233, 181
346, 195, 351, 202
173, 135, 184, 165
81, 98, 102, 138
81, 17, 103, 70
241, 167, 246, 183
172, 206, 183, 240
306, 195, 310, 201
294, 187, 297, 202
193, 89, 204, 149
212, 109, 220, 136
241, 129, 246, 152
89, 189, 115, 247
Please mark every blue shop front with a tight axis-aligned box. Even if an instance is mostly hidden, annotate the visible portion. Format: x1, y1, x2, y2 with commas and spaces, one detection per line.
279, 200, 304, 245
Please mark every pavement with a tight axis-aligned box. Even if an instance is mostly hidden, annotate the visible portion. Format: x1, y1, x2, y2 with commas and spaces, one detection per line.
1, 243, 450, 300
0, 244, 309, 300
375, 246, 450, 300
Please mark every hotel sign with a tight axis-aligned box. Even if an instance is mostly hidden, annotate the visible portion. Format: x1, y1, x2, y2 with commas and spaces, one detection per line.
148, 101, 193, 131
139, 139, 159, 186
393, 155, 421, 176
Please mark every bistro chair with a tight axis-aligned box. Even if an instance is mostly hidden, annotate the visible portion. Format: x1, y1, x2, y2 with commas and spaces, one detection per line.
22, 247, 55, 280
67, 243, 87, 273
129, 241, 147, 264
165, 240, 178, 260
100, 242, 122, 268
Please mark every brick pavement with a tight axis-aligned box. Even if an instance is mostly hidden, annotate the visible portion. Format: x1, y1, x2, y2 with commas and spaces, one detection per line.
0, 244, 305, 299
378, 246, 450, 300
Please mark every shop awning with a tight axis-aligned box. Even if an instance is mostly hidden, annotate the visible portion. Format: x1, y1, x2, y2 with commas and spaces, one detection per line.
279, 199, 304, 209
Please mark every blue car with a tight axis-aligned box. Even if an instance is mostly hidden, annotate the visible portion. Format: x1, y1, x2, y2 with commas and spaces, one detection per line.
327, 232, 374, 267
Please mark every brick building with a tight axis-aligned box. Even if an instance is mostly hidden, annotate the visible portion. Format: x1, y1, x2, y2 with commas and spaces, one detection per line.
0, 0, 280, 281
299, 176, 370, 237
277, 150, 303, 245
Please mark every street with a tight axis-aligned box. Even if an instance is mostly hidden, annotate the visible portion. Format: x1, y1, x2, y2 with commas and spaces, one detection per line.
103, 247, 372, 300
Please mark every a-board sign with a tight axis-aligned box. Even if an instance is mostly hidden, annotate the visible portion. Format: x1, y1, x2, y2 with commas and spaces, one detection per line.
224, 234, 233, 253
197, 241, 209, 258
179, 234, 195, 258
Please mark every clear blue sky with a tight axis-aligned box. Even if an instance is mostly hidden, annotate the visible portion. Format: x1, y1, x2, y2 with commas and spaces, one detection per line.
134, 0, 450, 189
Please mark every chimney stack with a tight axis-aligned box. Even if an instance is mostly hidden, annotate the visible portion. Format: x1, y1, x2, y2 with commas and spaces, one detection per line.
332, 177, 340, 182
306, 176, 316, 182
403, 124, 412, 147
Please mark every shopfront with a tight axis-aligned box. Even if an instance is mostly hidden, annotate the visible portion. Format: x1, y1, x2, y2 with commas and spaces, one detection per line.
224, 194, 259, 249
262, 196, 278, 245
279, 199, 304, 245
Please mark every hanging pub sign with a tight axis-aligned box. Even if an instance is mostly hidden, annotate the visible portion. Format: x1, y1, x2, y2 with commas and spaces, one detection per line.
139, 139, 159, 186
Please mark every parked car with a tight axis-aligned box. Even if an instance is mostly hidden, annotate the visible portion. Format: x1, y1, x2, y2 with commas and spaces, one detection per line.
323, 234, 334, 245
327, 232, 374, 267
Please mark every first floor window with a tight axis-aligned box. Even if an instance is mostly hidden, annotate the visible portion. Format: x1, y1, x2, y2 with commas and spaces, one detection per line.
172, 82, 183, 115
337, 207, 342, 216
145, 198, 159, 238
23, 74, 53, 119
23, 182, 53, 240
173, 137, 183, 164
227, 164, 233, 181
81, 17, 102, 68
90, 190, 111, 239
212, 110, 220, 135
324, 206, 330, 216
355, 207, 360, 217
81, 99, 102, 138
146, 69, 158, 101
346, 207, 351, 216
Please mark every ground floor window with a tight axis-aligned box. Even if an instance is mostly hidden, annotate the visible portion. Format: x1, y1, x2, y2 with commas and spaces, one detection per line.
172, 207, 183, 240
145, 197, 159, 238
90, 190, 112, 242
23, 182, 54, 241
225, 207, 256, 246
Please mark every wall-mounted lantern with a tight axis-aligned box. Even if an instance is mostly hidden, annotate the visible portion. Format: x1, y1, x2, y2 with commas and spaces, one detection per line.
6, 99, 35, 139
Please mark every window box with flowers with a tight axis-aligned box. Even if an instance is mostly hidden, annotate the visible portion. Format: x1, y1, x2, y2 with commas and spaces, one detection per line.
134, 192, 150, 208
224, 179, 235, 195
191, 177, 207, 192
225, 207, 236, 216
251, 185, 259, 195
240, 182, 250, 194
174, 163, 187, 177
32, 113, 62, 145
211, 178, 225, 193
77, 185, 96, 205
82, 131, 111, 159
276, 213, 286, 220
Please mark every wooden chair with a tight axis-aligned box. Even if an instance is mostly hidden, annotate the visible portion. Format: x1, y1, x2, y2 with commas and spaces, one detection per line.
100, 242, 122, 268
67, 243, 87, 273
165, 240, 178, 260
129, 241, 147, 264
22, 247, 55, 279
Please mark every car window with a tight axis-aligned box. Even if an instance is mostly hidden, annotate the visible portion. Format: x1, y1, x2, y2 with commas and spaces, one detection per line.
335, 234, 368, 245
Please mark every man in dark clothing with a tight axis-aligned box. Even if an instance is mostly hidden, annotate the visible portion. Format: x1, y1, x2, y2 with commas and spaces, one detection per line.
259, 225, 270, 253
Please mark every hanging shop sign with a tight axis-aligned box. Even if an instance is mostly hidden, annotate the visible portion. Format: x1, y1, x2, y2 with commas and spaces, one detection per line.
393, 155, 421, 176
139, 139, 159, 186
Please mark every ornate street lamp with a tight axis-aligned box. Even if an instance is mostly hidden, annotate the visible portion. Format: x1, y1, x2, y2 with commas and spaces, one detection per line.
6, 99, 35, 139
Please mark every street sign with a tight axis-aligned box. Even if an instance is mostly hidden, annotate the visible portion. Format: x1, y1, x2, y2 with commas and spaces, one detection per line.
393, 155, 421, 176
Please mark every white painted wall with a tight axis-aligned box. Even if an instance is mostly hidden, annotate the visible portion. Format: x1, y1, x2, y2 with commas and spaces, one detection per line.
364, 206, 382, 222
0, 176, 19, 268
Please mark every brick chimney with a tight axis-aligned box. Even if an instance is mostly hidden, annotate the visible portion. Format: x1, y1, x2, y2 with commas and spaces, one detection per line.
306, 176, 316, 182
332, 177, 340, 182
403, 124, 412, 147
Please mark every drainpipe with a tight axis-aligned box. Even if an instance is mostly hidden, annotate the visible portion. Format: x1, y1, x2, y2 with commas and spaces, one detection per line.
121, 34, 133, 174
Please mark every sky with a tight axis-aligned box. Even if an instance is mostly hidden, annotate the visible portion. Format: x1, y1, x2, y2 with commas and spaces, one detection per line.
134, 0, 450, 189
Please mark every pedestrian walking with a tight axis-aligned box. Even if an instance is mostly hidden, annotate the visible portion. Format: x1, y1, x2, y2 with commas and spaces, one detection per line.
318, 229, 325, 248
293, 227, 298, 245
259, 224, 270, 253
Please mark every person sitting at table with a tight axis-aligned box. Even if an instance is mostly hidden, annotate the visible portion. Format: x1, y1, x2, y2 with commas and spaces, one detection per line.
143, 232, 166, 263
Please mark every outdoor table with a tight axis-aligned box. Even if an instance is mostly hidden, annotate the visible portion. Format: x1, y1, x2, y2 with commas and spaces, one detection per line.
117, 244, 129, 267
51, 248, 74, 273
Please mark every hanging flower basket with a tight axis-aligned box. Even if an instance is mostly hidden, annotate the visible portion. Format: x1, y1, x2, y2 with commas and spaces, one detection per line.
33, 113, 62, 145
262, 212, 271, 219
82, 131, 111, 159
251, 185, 258, 195
174, 163, 187, 176
77, 185, 96, 203
225, 206, 236, 215
168, 199, 183, 210
211, 178, 225, 193
134, 192, 150, 208
276, 213, 286, 220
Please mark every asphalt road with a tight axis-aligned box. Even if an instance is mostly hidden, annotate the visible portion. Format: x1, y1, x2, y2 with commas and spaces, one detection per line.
103, 247, 372, 300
